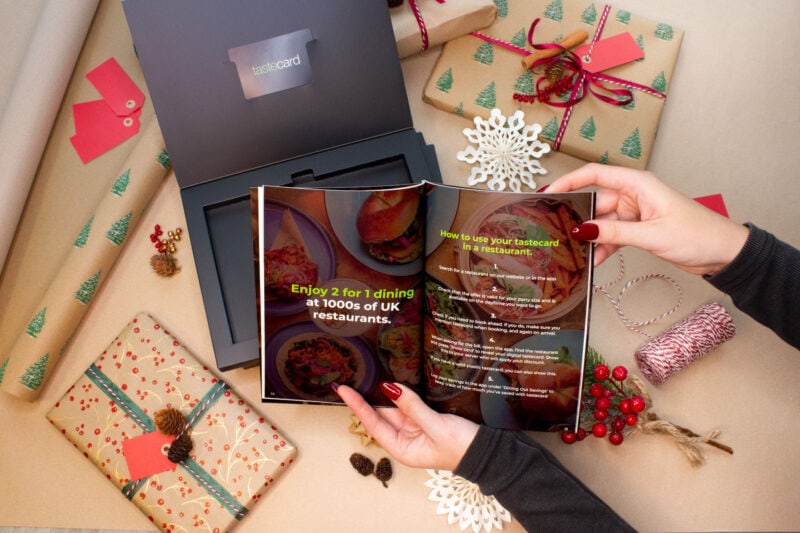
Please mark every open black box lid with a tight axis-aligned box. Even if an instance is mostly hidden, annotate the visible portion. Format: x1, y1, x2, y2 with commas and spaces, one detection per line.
123, 0, 441, 370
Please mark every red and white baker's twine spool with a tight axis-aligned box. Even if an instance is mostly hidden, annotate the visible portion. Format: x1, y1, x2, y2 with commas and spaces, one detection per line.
594, 252, 736, 384
634, 302, 735, 384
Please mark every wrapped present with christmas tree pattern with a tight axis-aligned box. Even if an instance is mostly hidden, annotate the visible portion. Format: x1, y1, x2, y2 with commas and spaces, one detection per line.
423, 0, 683, 169
46, 313, 297, 532
391, 0, 498, 58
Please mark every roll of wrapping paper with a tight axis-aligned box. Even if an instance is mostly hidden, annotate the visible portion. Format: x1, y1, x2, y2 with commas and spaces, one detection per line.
0, 119, 170, 402
0, 0, 100, 276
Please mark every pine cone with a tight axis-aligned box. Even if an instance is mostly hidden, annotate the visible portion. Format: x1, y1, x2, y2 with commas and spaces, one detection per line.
349, 453, 375, 477
154, 407, 187, 436
167, 433, 193, 463
375, 457, 393, 487
150, 253, 180, 277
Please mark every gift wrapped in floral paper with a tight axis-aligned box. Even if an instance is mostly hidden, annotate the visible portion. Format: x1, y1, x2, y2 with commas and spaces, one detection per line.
46, 313, 296, 532
423, 0, 683, 169
391, 0, 497, 58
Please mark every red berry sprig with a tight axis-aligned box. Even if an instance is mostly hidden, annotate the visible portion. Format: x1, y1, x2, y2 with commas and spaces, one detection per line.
561, 363, 646, 446
148, 224, 183, 277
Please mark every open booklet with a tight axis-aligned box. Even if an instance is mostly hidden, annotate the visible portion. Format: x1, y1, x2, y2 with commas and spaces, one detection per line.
250, 181, 595, 431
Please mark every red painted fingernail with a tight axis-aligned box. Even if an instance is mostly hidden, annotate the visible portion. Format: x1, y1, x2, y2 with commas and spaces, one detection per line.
536, 184, 549, 192
380, 382, 402, 401
572, 222, 599, 241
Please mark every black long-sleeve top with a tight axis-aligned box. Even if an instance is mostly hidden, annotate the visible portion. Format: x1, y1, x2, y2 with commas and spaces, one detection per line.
455, 224, 799, 531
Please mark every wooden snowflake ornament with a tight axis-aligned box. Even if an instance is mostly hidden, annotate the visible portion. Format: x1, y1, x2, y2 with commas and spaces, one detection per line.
457, 108, 550, 192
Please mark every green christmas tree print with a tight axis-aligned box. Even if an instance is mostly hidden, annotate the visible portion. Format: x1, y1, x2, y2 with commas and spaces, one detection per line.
542, 117, 560, 142
544, 0, 564, 21
493, 0, 508, 17
473, 41, 494, 65
26, 307, 46, 338
157, 148, 170, 169
652, 71, 667, 92
581, 4, 597, 25
579, 117, 596, 140
616, 10, 631, 24
623, 94, 636, 110
73, 215, 94, 248
514, 70, 535, 94
436, 68, 454, 93
655, 23, 674, 40
110, 169, 130, 196
454, 102, 464, 116
620, 128, 642, 159
75, 270, 102, 305
0, 357, 8, 384
19, 353, 49, 390
598, 151, 610, 164
511, 28, 527, 48
636, 34, 645, 60
475, 81, 497, 109
105, 211, 132, 246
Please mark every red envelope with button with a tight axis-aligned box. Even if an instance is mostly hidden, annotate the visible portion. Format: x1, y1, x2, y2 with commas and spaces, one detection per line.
70, 57, 145, 163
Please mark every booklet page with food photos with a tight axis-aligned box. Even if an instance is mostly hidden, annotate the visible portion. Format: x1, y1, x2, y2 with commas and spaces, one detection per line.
251, 181, 595, 431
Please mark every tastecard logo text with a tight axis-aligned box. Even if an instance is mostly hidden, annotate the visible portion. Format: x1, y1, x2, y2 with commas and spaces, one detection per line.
228, 29, 314, 99
251, 54, 302, 76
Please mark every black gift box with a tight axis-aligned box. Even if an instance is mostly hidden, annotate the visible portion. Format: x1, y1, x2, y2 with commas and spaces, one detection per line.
123, 0, 441, 370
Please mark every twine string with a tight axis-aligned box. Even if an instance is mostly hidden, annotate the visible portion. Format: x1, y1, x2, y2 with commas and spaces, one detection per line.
592, 251, 683, 338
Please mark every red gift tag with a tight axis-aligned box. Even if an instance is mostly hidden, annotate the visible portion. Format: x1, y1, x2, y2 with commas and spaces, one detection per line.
694, 194, 730, 218
122, 431, 177, 481
70, 57, 145, 163
70, 100, 142, 163
574, 32, 644, 73
86, 57, 145, 116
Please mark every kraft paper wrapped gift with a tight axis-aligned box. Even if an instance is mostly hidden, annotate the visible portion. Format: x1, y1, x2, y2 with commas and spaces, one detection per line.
46, 313, 296, 532
391, 0, 497, 58
423, 0, 683, 169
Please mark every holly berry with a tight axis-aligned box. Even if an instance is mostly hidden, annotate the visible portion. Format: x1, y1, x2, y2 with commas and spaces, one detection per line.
618, 398, 632, 414
593, 365, 610, 381
593, 408, 608, 421
595, 396, 611, 410
589, 383, 605, 398
576, 428, 587, 441
630, 396, 646, 413
610, 417, 625, 432
612, 365, 628, 381
592, 423, 608, 438
608, 432, 624, 446
561, 431, 578, 444
625, 413, 639, 426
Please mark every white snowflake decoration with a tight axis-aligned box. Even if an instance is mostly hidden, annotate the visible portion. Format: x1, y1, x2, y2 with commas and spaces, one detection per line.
425, 469, 512, 533
457, 108, 550, 192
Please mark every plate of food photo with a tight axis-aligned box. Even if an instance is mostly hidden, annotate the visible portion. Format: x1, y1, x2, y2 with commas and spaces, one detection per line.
265, 321, 377, 402
261, 201, 335, 317
457, 195, 590, 324
325, 188, 424, 276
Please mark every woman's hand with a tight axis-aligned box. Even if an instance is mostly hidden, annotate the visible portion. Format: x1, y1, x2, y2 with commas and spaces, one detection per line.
547, 164, 749, 276
335, 382, 479, 472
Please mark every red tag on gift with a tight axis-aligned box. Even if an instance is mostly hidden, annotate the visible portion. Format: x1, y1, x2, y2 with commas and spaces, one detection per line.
694, 194, 730, 218
70, 57, 145, 163
122, 431, 177, 480
70, 101, 142, 163
575, 32, 644, 73
86, 57, 145, 116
